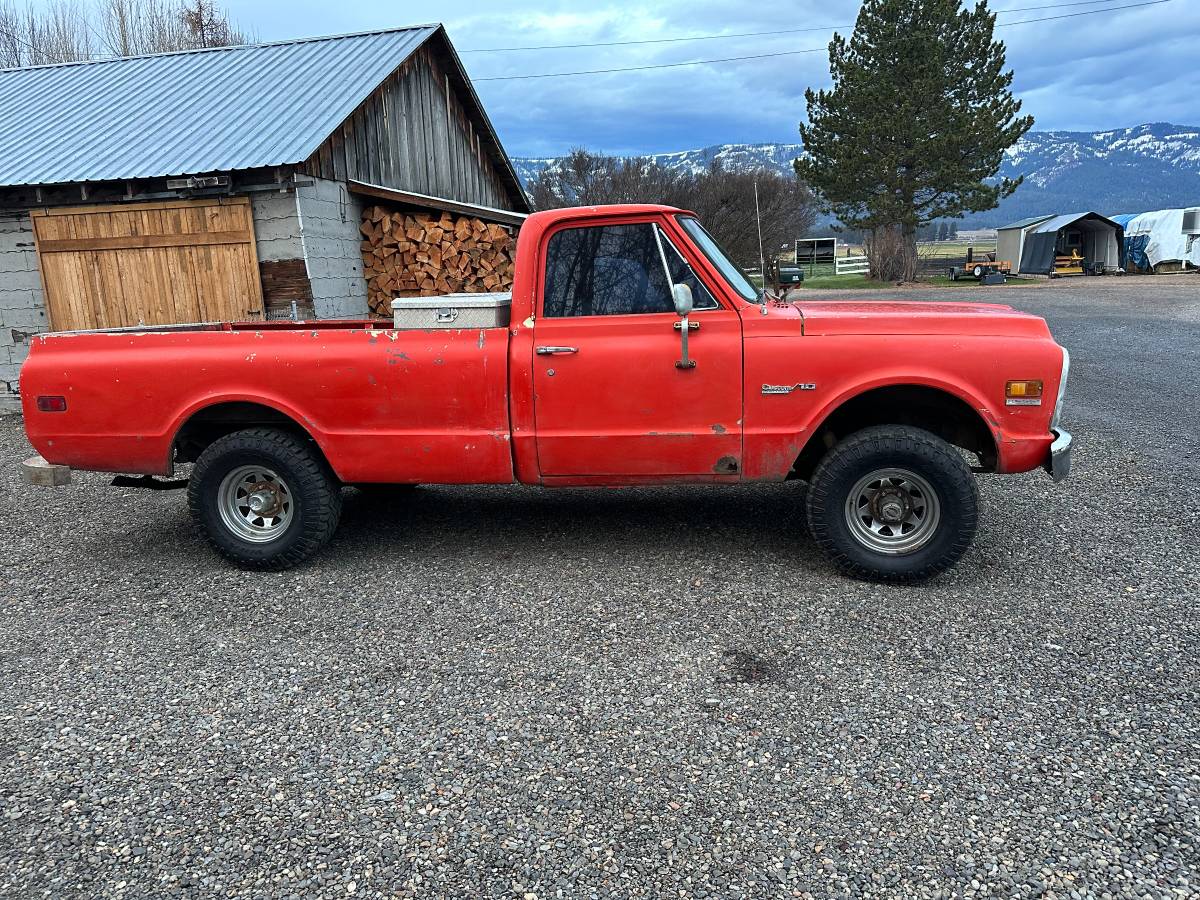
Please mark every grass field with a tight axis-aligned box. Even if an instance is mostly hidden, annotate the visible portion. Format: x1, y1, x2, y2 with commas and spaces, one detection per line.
827, 241, 999, 259
917, 240, 998, 259
800, 273, 872, 289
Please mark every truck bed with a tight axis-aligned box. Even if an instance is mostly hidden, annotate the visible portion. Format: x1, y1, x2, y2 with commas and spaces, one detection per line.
21, 320, 516, 484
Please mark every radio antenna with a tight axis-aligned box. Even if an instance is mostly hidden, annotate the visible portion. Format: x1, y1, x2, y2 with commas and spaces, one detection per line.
754, 179, 768, 316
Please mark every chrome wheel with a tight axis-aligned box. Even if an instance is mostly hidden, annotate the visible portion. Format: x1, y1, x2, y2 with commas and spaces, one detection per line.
844, 468, 941, 555
217, 465, 294, 543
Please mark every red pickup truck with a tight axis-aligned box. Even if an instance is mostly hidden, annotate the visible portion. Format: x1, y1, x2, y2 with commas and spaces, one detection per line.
20, 204, 1071, 582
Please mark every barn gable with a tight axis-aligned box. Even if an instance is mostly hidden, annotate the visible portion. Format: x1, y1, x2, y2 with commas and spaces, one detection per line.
304, 35, 525, 213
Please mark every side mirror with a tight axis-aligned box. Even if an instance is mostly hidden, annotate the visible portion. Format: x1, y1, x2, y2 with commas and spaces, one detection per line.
672, 284, 696, 369
672, 283, 694, 317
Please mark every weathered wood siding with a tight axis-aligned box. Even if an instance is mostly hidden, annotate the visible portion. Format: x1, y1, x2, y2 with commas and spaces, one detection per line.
303, 45, 520, 212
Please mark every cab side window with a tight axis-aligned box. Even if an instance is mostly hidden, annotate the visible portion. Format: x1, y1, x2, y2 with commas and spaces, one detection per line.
544, 223, 718, 318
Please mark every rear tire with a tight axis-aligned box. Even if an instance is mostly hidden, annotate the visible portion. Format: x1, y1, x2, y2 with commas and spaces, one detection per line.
805, 426, 978, 583
187, 427, 342, 570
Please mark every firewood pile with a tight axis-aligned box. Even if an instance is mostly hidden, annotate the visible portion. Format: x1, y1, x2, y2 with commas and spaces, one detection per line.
359, 206, 516, 315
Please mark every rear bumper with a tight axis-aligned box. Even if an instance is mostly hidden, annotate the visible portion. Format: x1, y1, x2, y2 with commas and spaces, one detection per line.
1044, 428, 1072, 482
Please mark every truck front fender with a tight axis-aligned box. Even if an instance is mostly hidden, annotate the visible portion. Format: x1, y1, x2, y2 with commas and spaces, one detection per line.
746, 375, 1001, 482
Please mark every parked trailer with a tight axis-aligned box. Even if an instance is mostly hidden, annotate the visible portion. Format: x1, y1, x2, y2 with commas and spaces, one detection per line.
948, 248, 1012, 282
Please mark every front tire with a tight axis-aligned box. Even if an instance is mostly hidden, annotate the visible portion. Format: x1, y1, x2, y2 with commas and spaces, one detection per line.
805, 426, 978, 583
188, 427, 342, 570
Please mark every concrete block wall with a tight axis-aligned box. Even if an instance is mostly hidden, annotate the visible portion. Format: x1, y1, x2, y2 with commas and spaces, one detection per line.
296, 178, 369, 318
251, 191, 305, 263
0, 212, 48, 413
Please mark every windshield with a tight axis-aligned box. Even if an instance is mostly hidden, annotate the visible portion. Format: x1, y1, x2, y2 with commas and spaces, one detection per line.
677, 216, 759, 302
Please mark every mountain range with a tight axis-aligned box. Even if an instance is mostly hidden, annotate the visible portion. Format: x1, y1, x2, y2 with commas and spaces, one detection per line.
512, 123, 1200, 228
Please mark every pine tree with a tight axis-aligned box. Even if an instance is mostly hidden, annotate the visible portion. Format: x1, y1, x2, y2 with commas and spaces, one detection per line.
795, 0, 1032, 281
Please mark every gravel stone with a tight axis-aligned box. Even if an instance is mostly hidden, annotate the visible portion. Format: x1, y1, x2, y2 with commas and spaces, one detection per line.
0, 278, 1197, 898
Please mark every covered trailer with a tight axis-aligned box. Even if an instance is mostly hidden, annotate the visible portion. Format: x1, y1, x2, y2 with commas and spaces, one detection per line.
1016, 212, 1123, 276
1112, 208, 1200, 273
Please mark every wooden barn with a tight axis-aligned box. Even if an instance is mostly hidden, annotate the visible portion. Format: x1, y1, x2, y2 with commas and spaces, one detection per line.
0, 25, 529, 411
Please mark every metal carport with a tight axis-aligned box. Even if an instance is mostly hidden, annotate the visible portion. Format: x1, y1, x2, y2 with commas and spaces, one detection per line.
1018, 212, 1124, 275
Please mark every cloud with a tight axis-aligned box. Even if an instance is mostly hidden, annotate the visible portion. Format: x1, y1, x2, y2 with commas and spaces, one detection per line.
223, 0, 1197, 154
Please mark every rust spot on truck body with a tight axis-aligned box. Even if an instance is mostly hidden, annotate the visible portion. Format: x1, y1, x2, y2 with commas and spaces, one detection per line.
713, 455, 739, 474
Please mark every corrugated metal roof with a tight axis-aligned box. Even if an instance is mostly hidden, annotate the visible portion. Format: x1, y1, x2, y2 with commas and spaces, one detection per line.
0, 26, 438, 187
996, 214, 1055, 232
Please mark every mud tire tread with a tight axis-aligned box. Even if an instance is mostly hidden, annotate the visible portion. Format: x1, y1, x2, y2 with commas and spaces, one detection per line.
187, 427, 341, 571
805, 425, 979, 583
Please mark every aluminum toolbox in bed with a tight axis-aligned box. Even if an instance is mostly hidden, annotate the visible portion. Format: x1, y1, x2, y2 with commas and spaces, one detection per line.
391, 293, 512, 330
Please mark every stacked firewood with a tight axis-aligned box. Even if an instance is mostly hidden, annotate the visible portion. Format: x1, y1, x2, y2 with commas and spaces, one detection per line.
359, 206, 516, 315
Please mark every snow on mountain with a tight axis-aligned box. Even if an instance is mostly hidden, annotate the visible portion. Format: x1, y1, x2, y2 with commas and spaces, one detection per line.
988, 123, 1200, 225
511, 143, 804, 189
1004, 124, 1200, 185
513, 123, 1200, 226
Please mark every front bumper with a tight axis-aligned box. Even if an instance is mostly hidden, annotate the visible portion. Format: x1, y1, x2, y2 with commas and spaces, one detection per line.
1044, 428, 1072, 482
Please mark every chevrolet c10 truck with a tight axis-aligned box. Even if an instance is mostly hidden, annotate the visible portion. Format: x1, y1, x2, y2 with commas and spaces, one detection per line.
20, 204, 1072, 582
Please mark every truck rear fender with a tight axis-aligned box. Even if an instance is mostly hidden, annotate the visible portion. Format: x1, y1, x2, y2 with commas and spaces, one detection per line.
789, 383, 999, 481
170, 399, 336, 477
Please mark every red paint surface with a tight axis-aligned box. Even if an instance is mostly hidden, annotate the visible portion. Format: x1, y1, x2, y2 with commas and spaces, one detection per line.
21, 204, 1067, 485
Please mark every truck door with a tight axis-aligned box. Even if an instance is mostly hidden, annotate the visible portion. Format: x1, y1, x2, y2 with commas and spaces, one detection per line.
531, 219, 743, 478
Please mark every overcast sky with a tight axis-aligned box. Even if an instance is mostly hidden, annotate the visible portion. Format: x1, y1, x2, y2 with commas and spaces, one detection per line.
230, 0, 1194, 157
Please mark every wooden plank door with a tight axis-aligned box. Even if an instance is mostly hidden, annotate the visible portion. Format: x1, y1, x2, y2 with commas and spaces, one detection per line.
31, 197, 265, 331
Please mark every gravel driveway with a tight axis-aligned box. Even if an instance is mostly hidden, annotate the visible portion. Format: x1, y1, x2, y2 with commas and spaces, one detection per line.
2, 279, 1197, 899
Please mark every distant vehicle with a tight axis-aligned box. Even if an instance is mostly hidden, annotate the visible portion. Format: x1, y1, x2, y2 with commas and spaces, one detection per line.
20, 204, 1072, 582
769, 260, 804, 286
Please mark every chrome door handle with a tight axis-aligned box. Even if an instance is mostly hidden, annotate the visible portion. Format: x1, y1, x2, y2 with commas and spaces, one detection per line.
536, 346, 578, 355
